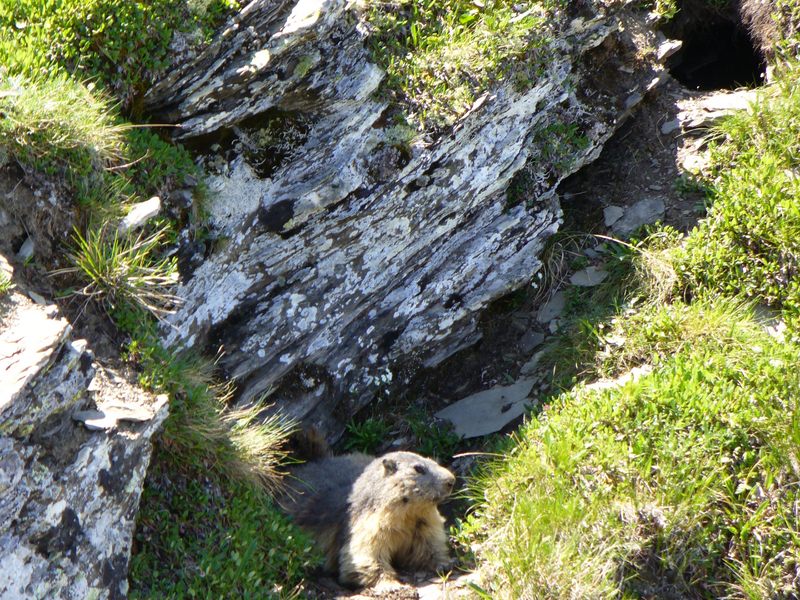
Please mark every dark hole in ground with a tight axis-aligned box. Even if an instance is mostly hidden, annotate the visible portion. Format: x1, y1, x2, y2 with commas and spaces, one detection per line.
666, 11, 766, 90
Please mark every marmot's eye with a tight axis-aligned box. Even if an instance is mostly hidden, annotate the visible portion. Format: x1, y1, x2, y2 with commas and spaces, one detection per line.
414, 465, 427, 474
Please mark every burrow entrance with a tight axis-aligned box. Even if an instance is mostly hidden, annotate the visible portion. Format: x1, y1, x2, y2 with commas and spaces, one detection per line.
663, 1, 767, 90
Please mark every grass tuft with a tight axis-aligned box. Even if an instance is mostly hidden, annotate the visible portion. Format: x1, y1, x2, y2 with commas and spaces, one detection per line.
0, 76, 125, 197
54, 225, 179, 317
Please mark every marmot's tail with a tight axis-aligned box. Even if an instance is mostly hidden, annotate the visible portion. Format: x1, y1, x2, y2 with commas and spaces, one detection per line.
288, 427, 331, 461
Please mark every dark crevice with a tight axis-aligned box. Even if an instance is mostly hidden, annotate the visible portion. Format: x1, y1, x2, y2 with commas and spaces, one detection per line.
663, 1, 766, 90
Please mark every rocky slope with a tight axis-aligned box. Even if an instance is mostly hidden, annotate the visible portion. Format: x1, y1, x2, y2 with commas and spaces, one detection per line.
151, 0, 672, 437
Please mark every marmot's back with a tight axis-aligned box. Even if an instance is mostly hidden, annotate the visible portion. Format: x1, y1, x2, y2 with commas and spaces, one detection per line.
282, 453, 373, 530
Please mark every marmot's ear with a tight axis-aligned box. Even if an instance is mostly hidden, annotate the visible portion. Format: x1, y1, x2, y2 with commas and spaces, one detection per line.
382, 458, 398, 475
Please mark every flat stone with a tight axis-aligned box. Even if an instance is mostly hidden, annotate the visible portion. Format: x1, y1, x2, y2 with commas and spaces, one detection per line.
0, 304, 71, 410
520, 349, 546, 376
118, 196, 161, 234
656, 39, 682, 62
603, 205, 624, 227
570, 266, 608, 287
611, 197, 665, 236
16, 237, 34, 262
435, 378, 536, 439
518, 330, 544, 354
537, 291, 566, 323
660, 119, 681, 135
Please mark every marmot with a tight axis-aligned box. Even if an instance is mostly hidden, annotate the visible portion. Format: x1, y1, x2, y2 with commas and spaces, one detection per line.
280, 433, 456, 588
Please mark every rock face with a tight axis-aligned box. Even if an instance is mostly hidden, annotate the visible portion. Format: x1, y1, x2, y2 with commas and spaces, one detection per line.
149, 1, 666, 436
0, 287, 167, 600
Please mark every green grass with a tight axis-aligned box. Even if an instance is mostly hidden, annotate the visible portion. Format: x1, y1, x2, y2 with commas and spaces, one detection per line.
464, 313, 800, 598
464, 51, 800, 600
675, 68, 800, 333
363, 0, 567, 131
0, 271, 12, 296
129, 456, 318, 599
54, 225, 179, 317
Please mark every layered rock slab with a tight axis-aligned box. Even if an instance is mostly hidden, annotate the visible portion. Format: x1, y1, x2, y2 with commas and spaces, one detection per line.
0, 291, 167, 600
152, 1, 665, 435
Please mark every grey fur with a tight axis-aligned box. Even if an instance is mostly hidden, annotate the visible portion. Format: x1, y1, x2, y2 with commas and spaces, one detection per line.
280, 450, 455, 587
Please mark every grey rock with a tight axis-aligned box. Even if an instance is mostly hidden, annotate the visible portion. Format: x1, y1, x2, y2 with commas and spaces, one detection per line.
611, 197, 666, 236
656, 39, 682, 62
435, 378, 536, 439
660, 118, 681, 135
0, 293, 167, 599
518, 330, 545, 354
570, 266, 609, 287
520, 350, 547, 376
118, 196, 161, 234
537, 291, 566, 323
603, 205, 625, 227
142, 0, 668, 432
676, 89, 758, 130
16, 236, 34, 262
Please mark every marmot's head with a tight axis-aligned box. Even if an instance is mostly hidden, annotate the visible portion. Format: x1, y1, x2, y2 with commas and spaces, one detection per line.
378, 451, 455, 506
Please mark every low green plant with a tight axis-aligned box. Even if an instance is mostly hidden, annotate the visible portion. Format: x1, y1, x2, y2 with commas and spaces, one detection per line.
364, 0, 567, 131
129, 458, 318, 599
0, 271, 12, 296
0, 0, 239, 110
343, 416, 392, 454
408, 410, 461, 460
123, 128, 200, 198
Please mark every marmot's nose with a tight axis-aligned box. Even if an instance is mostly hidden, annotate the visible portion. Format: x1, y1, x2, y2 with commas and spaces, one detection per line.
444, 474, 455, 491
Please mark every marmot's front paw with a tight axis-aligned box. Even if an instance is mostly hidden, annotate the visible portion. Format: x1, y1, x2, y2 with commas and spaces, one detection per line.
434, 555, 457, 573
372, 576, 407, 592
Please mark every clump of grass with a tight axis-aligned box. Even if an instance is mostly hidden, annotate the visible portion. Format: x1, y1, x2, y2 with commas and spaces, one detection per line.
363, 0, 567, 131
0, 271, 13, 296
0, 76, 125, 200
55, 225, 179, 317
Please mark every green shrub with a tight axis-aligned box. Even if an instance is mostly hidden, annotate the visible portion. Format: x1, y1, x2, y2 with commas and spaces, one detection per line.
676, 70, 800, 332
0, 0, 239, 109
